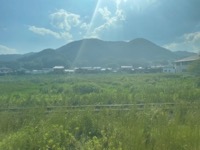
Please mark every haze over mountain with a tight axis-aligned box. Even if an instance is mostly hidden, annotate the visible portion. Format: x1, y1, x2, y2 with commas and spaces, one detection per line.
57, 38, 175, 67
0, 38, 196, 69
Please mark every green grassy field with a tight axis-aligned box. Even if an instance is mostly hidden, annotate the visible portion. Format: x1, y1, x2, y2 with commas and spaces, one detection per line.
0, 74, 200, 149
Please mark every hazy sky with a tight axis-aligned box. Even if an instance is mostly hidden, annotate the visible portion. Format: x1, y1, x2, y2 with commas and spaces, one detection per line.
0, 0, 200, 54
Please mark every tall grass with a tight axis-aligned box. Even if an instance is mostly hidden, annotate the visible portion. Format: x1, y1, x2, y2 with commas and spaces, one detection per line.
0, 74, 200, 149
0, 107, 199, 149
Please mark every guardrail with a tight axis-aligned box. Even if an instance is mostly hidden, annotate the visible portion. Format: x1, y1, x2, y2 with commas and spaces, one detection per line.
0, 102, 199, 113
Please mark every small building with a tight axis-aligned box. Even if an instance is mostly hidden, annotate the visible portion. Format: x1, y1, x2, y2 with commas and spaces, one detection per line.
162, 66, 176, 73
174, 55, 200, 72
30, 68, 53, 74
42, 68, 53, 73
17, 68, 29, 74
121, 66, 133, 69
75, 67, 93, 73
64, 69, 75, 74
134, 67, 145, 73
75, 67, 102, 73
145, 66, 163, 73
0, 67, 12, 75
101, 68, 112, 73
53, 66, 65, 73
120, 66, 134, 73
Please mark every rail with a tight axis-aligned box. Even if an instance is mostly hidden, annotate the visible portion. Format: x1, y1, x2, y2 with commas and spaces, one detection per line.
0, 102, 199, 113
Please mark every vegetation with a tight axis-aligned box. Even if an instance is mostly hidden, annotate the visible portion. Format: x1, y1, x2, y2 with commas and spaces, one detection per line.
188, 58, 200, 75
0, 73, 200, 149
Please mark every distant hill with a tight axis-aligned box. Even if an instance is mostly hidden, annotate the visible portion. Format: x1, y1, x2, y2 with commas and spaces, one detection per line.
173, 51, 197, 58
0, 38, 197, 69
56, 38, 177, 67
0, 54, 22, 62
18, 49, 69, 69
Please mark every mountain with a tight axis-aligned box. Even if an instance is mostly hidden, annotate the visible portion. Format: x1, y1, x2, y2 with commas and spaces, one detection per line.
57, 38, 176, 67
0, 38, 195, 69
173, 51, 197, 58
18, 49, 69, 69
0, 54, 22, 62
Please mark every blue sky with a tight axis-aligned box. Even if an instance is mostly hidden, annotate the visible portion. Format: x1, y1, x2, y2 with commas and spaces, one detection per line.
0, 0, 200, 54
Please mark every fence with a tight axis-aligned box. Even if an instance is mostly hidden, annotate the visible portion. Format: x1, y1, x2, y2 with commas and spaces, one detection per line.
0, 102, 199, 113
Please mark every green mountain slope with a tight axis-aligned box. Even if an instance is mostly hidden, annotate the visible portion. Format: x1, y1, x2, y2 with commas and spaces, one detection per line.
0, 38, 196, 69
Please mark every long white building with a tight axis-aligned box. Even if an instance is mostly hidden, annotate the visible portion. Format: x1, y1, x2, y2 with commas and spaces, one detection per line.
174, 55, 199, 72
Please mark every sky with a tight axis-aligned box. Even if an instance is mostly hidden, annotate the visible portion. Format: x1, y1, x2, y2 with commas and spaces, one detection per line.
0, 0, 200, 54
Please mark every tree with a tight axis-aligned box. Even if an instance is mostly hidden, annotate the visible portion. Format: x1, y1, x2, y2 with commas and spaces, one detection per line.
188, 58, 200, 75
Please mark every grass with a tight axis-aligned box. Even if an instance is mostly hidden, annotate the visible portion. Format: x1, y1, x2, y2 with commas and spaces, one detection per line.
0, 73, 199, 149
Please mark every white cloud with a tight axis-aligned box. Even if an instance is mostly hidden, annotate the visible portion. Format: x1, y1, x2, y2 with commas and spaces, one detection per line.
89, 5, 126, 38
0, 45, 17, 54
80, 22, 90, 31
29, 26, 61, 39
29, 26, 73, 41
29, 4, 125, 41
98, 7, 111, 21
115, 9, 126, 20
91, 17, 117, 37
164, 32, 200, 52
115, 0, 127, 9
50, 9, 81, 31
183, 32, 200, 42
60, 32, 73, 41
122, 0, 159, 13
29, 9, 90, 41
